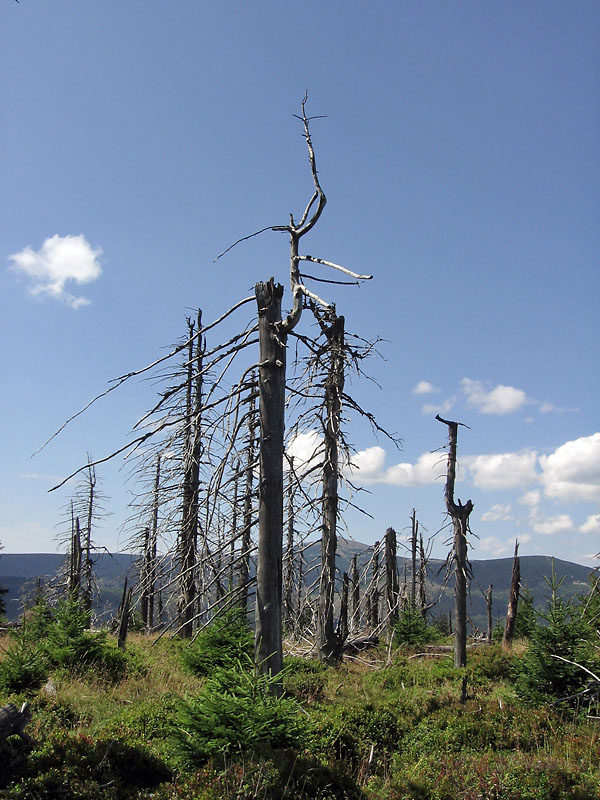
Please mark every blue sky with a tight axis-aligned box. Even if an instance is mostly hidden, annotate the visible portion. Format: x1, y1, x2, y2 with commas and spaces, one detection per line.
1, 1, 598, 564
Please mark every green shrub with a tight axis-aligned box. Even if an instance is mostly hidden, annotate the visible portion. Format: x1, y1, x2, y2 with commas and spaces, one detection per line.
180, 607, 254, 677
282, 655, 331, 703
172, 658, 307, 766
394, 607, 432, 650
515, 596, 590, 704
0, 628, 49, 694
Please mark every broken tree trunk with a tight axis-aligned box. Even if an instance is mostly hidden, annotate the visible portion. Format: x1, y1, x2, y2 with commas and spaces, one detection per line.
239, 381, 256, 614
486, 583, 493, 644
350, 553, 360, 633
410, 509, 418, 608
318, 311, 345, 663
370, 541, 380, 632
436, 414, 473, 669
255, 279, 287, 679
385, 526, 400, 630
179, 311, 203, 638
503, 540, 520, 650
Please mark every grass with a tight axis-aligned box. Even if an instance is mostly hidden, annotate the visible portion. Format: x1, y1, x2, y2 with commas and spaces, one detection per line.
1, 629, 599, 799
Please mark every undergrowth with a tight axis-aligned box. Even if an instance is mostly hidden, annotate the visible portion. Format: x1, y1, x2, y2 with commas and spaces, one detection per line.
1, 608, 599, 800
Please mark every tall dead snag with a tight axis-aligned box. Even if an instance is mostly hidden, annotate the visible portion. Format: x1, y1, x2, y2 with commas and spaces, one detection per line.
436, 414, 473, 668
385, 527, 400, 630
283, 457, 295, 629
239, 382, 256, 613
418, 530, 429, 619
410, 510, 418, 608
350, 553, 360, 632
338, 572, 349, 644
318, 310, 345, 662
179, 311, 204, 638
503, 539, 520, 650
255, 279, 288, 677
370, 541, 380, 632
68, 505, 82, 599
486, 584, 493, 644
140, 453, 160, 633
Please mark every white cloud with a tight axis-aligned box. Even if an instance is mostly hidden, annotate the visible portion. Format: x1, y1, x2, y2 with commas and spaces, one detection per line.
413, 381, 439, 395
384, 451, 447, 487
347, 449, 446, 487
519, 490, 541, 507
530, 513, 574, 536
9, 234, 102, 309
461, 378, 528, 415
580, 514, 600, 535
422, 397, 456, 416
539, 433, 600, 503
479, 536, 513, 557
481, 503, 513, 522
286, 431, 323, 474
465, 450, 538, 490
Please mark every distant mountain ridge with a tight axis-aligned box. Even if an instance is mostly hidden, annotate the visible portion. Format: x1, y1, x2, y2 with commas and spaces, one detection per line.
0, 548, 595, 629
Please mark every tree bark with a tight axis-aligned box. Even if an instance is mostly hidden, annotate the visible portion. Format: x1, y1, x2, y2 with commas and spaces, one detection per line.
350, 553, 360, 633
255, 279, 287, 679
370, 541, 380, 632
318, 312, 345, 663
239, 382, 256, 613
179, 311, 203, 638
486, 583, 493, 644
436, 415, 473, 668
410, 510, 418, 608
503, 540, 520, 650
385, 527, 399, 629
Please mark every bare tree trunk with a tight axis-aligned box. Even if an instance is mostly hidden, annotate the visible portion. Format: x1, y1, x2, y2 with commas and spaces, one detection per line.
117, 577, 132, 650
486, 584, 493, 644
503, 540, 520, 650
410, 510, 418, 608
370, 541, 380, 632
69, 506, 82, 599
418, 531, 428, 619
318, 311, 344, 663
350, 553, 360, 633
147, 453, 160, 632
339, 572, 349, 644
82, 463, 96, 614
255, 279, 287, 679
239, 382, 256, 613
436, 415, 473, 668
385, 527, 399, 629
180, 311, 203, 638
284, 458, 295, 628
140, 526, 150, 628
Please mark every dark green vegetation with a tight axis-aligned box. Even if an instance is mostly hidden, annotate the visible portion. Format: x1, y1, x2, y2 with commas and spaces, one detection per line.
1, 594, 599, 800
0, 551, 592, 630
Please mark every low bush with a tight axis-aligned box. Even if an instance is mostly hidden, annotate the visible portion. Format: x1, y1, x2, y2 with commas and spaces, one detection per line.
394, 607, 433, 650
282, 655, 331, 703
172, 658, 307, 766
179, 607, 254, 677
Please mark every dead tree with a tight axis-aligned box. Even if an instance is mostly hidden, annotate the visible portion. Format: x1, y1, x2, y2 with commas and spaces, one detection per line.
238, 380, 257, 613
338, 571, 349, 645
283, 457, 296, 628
350, 553, 360, 632
385, 527, 400, 629
503, 540, 520, 650
436, 414, 473, 668
410, 509, 418, 608
141, 453, 161, 633
485, 584, 493, 644
318, 310, 345, 662
418, 530, 428, 619
370, 541, 380, 631
68, 505, 82, 599
179, 311, 204, 638
254, 279, 288, 677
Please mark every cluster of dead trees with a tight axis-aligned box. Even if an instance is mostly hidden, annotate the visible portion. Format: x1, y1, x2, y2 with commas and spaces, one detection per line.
45, 98, 526, 678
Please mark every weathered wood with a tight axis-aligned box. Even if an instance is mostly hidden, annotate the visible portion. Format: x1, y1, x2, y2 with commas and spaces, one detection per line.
385, 526, 399, 628
343, 634, 380, 655
436, 415, 473, 669
319, 312, 345, 663
255, 279, 286, 680
503, 540, 520, 650
0, 703, 37, 753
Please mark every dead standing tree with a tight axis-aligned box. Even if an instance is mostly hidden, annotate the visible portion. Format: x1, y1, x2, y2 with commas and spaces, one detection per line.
436, 414, 473, 668
503, 539, 520, 650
